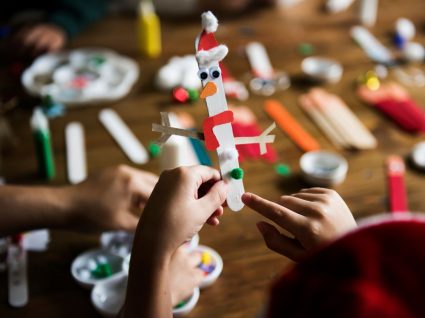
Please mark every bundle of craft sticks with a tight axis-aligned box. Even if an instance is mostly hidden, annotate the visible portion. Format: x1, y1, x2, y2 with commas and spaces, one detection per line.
299, 88, 377, 150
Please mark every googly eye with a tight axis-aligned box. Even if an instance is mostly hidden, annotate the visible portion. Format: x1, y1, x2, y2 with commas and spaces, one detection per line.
198, 68, 209, 81
210, 66, 221, 79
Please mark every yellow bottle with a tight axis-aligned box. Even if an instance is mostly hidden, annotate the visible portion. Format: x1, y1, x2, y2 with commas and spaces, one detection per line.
137, 0, 161, 58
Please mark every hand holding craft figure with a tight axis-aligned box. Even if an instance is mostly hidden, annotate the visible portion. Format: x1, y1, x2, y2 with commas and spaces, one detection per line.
153, 11, 276, 211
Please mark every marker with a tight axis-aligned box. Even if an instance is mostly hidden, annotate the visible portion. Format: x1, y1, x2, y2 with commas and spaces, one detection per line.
137, 0, 161, 58
65, 122, 87, 184
31, 108, 55, 180
99, 109, 148, 164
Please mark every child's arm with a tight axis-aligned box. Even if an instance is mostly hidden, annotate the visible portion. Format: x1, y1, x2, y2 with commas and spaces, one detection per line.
122, 166, 227, 318
0, 165, 158, 236
242, 188, 357, 261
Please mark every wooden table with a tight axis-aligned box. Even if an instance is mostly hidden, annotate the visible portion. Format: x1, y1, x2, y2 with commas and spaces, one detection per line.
1, 0, 425, 317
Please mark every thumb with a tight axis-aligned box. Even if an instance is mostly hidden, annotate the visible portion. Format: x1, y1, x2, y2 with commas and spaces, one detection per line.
198, 180, 227, 217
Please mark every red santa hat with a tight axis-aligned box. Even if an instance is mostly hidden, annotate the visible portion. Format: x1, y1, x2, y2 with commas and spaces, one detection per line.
195, 11, 228, 65
266, 214, 425, 318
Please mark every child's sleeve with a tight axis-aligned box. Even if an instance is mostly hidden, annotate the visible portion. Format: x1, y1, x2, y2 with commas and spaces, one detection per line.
48, 0, 107, 38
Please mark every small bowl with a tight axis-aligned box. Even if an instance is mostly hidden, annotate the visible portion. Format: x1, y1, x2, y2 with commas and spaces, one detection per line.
172, 288, 200, 317
91, 271, 128, 318
194, 245, 223, 289
411, 141, 425, 169
300, 151, 348, 186
301, 57, 343, 83
71, 249, 124, 289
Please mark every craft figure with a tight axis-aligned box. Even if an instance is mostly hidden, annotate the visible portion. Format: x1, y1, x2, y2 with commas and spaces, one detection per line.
152, 11, 275, 211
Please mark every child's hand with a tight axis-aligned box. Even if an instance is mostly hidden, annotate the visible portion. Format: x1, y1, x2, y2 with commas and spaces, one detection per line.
14, 23, 66, 56
65, 165, 158, 232
242, 188, 356, 261
137, 166, 227, 255
169, 246, 204, 306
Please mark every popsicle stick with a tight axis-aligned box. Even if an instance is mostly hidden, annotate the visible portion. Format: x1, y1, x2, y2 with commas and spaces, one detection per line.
246, 42, 274, 79
99, 109, 148, 164
299, 94, 348, 149
264, 99, 320, 152
386, 156, 408, 213
65, 122, 87, 184
8, 244, 28, 308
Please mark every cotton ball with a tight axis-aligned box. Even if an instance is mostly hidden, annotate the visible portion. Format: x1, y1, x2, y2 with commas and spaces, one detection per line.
155, 57, 183, 91
403, 42, 425, 63
396, 18, 415, 41
219, 148, 239, 162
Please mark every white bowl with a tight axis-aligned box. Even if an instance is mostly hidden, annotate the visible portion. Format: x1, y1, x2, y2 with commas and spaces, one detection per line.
301, 57, 343, 83
71, 249, 124, 289
194, 245, 223, 289
91, 271, 128, 318
300, 150, 348, 186
172, 288, 200, 317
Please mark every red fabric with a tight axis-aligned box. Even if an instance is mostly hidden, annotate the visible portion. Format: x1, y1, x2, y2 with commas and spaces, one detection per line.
232, 122, 277, 163
203, 110, 234, 150
197, 30, 218, 51
267, 220, 425, 318
374, 99, 425, 133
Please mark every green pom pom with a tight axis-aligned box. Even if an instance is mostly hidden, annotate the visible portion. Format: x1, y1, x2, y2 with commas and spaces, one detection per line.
275, 164, 291, 176
148, 142, 161, 158
230, 168, 244, 180
298, 43, 314, 56
187, 88, 199, 101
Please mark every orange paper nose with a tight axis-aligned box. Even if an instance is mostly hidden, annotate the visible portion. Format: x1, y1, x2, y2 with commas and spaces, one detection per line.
200, 82, 217, 99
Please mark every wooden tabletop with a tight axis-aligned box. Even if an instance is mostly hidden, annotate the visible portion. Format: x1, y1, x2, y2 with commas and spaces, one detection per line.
2, 0, 425, 317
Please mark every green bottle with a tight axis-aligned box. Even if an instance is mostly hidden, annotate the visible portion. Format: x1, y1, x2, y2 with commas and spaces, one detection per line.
31, 108, 55, 180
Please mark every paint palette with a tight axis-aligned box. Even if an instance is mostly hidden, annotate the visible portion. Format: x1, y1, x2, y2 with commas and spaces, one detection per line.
71, 249, 124, 289
22, 48, 139, 105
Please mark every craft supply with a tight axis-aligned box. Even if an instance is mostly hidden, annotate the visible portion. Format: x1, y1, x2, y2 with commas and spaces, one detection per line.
31, 108, 55, 180
301, 57, 343, 83
299, 88, 377, 150
231, 106, 277, 163
148, 142, 161, 158
40, 95, 65, 118
326, 0, 355, 13
386, 156, 408, 213
350, 26, 395, 65
411, 142, 425, 170
245, 42, 290, 96
22, 49, 139, 105
71, 249, 124, 289
403, 42, 425, 63
395, 18, 415, 43
357, 82, 425, 133
195, 245, 223, 289
275, 163, 291, 176
8, 238, 28, 308
264, 99, 319, 152
65, 122, 87, 184
99, 109, 148, 164
300, 151, 348, 186
359, 0, 378, 27
298, 42, 314, 56
137, 0, 161, 58
157, 113, 199, 171
172, 288, 200, 317
393, 67, 425, 87
220, 63, 249, 101
152, 12, 276, 211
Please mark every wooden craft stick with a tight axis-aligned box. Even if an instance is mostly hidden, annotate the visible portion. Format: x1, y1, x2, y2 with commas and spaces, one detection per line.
299, 94, 348, 149
246, 42, 274, 79
386, 156, 408, 213
264, 99, 320, 152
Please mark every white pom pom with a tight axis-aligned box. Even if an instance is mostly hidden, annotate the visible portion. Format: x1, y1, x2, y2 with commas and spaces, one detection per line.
404, 42, 425, 63
219, 148, 239, 162
396, 18, 415, 41
202, 11, 218, 33
196, 45, 228, 65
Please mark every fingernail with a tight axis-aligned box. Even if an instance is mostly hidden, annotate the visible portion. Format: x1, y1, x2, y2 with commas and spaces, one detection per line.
242, 192, 252, 203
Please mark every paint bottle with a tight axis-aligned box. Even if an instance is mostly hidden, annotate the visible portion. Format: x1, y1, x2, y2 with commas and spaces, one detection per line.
137, 0, 161, 58
31, 108, 55, 180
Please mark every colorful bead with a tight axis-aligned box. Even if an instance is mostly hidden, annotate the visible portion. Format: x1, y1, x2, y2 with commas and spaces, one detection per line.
230, 168, 244, 180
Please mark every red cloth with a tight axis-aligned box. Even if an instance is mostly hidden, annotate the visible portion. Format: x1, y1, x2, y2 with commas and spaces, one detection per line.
203, 110, 234, 150
267, 218, 425, 318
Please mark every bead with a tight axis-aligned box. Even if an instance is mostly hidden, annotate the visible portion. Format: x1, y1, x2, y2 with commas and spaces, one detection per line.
172, 87, 189, 103
275, 163, 291, 176
148, 142, 161, 158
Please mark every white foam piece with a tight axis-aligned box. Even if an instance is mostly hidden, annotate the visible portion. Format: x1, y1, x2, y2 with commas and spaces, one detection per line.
359, 0, 378, 27
246, 42, 274, 79
159, 113, 199, 172
66, 122, 87, 184
351, 26, 394, 64
99, 109, 148, 164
